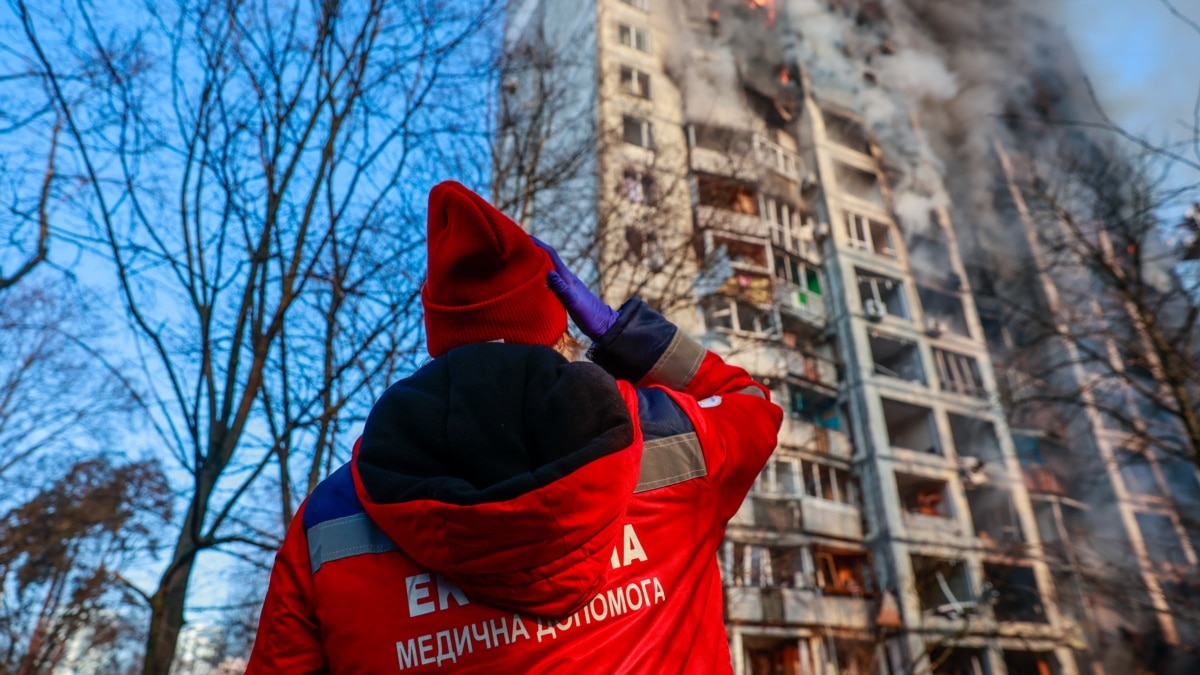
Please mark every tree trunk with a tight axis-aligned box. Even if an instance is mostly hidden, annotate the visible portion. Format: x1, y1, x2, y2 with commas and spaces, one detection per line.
142, 549, 197, 675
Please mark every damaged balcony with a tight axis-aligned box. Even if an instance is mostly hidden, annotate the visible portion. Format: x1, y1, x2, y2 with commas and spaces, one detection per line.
984, 563, 1049, 624
722, 543, 876, 629
882, 397, 940, 455
821, 108, 872, 156
782, 382, 850, 458
967, 486, 1025, 550
918, 285, 970, 337
734, 455, 862, 540
912, 555, 975, 620
695, 173, 770, 239
932, 347, 987, 399
706, 232, 771, 276
687, 125, 805, 184
869, 331, 926, 385
773, 250, 826, 325
898, 472, 958, 533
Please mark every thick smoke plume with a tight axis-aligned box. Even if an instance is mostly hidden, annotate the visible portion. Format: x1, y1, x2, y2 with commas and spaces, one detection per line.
668, 0, 1087, 266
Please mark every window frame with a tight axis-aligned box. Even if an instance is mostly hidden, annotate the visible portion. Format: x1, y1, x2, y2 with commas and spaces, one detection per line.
616, 22, 650, 53
621, 114, 654, 149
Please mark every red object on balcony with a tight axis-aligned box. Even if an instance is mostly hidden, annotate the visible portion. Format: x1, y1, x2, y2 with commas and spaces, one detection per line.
1022, 466, 1064, 495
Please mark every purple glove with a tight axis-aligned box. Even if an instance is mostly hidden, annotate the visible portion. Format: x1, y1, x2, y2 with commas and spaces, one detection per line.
532, 237, 618, 340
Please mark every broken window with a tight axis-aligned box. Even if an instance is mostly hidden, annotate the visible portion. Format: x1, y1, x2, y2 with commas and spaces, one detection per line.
786, 382, 840, 430
833, 162, 884, 206
758, 456, 856, 506
967, 487, 1024, 548
620, 168, 657, 203
1118, 448, 1161, 496
690, 124, 751, 154
619, 65, 651, 98
907, 231, 955, 284
621, 114, 654, 148
828, 639, 877, 674
911, 556, 973, 618
623, 225, 663, 272
897, 473, 952, 519
815, 550, 875, 596
857, 269, 907, 319
616, 23, 650, 52
714, 236, 768, 271
696, 173, 758, 215
742, 636, 800, 675
1135, 511, 1189, 566
722, 542, 809, 589
1002, 651, 1060, 675
869, 332, 925, 384
932, 347, 985, 398
918, 286, 969, 336
822, 109, 872, 154
845, 211, 895, 257
948, 414, 1002, 463
929, 647, 987, 675
985, 563, 1047, 623
882, 398, 939, 454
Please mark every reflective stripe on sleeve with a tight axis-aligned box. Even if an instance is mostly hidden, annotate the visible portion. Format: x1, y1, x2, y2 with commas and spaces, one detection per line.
634, 431, 707, 493
307, 512, 398, 574
736, 385, 766, 399
639, 329, 706, 390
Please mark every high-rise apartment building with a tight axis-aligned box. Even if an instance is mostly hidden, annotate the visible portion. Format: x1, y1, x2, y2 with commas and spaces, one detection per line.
500, 1, 1200, 673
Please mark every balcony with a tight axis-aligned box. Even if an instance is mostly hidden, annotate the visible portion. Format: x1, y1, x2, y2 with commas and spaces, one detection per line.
753, 135, 803, 181
695, 204, 770, 239
725, 587, 872, 628
784, 350, 837, 388
729, 494, 862, 540
690, 146, 760, 182
774, 280, 826, 323
777, 418, 850, 459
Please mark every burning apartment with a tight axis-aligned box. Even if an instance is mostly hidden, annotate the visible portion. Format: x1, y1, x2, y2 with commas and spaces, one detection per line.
500, 0, 1200, 673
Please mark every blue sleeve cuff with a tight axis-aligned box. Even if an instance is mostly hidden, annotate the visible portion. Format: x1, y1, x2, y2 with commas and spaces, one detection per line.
588, 298, 705, 388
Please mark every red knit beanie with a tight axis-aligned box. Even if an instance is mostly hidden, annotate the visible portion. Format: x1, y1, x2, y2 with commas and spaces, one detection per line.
421, 181, 567, 358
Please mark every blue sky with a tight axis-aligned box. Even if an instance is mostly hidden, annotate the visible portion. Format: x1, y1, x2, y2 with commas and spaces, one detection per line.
1064, 0, 1200, 203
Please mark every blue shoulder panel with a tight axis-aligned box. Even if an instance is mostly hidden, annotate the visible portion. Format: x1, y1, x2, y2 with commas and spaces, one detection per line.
302, 463, 364, 530
637, 387, 695, 441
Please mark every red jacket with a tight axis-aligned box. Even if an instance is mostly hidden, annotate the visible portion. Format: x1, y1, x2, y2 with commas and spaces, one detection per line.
247, 299, 782, 674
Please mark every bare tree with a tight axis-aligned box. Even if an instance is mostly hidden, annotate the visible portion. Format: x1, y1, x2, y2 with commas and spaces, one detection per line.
0, 457, 171, 675
10, 0, 502, 671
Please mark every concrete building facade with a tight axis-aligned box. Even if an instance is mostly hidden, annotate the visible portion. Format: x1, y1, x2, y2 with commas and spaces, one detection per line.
501, 1, 1200, 673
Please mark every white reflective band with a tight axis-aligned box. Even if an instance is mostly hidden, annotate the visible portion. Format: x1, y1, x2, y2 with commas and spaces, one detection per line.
736, 385, 766, 399
307, 512, 398, 573
640, 330, 705, 390
634, 431, 706, 493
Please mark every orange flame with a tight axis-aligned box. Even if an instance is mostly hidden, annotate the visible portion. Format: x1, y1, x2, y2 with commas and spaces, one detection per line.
746, 0, 776, 26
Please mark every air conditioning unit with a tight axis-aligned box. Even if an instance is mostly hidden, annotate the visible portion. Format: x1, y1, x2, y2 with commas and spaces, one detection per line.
924, 317, 946, 337
864, 299, 885, 322
812, 221, 831, 242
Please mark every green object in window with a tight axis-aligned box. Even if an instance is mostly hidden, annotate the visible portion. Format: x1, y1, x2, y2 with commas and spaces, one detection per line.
806, 268, 822, 295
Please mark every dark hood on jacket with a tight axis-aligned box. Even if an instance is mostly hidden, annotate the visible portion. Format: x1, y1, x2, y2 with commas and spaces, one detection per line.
353, 342, 640, 617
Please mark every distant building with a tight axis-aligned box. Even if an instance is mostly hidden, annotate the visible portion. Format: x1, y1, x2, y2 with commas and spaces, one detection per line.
503, 1, 1200, 674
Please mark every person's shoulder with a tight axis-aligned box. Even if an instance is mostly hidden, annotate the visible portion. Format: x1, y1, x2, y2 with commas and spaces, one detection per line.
301, 463, 363, 531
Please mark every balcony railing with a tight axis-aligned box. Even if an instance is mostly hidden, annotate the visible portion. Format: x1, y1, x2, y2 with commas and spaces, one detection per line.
729, 494, 863, 540
753, 135, 802, 180
774, 280, 825, 323
777, 419, 850, 459
694, 204, 770, 239
725, 587, 872, 628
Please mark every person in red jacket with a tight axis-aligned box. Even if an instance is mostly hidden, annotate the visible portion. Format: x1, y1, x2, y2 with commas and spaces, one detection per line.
246, 181, 782, 674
